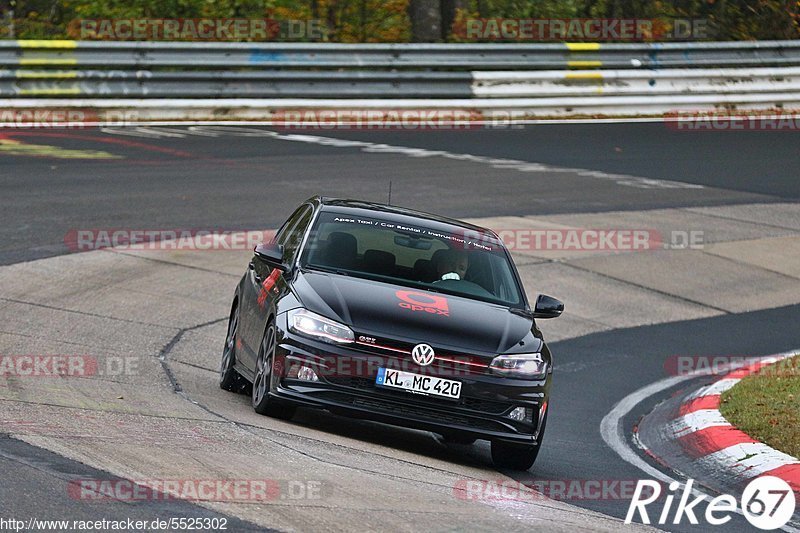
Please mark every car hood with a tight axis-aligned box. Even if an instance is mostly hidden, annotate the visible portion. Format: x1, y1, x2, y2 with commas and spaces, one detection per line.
291, 270, 537, 355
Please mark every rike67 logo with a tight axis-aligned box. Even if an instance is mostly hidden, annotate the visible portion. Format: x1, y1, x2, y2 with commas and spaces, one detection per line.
626, 477, 796, 530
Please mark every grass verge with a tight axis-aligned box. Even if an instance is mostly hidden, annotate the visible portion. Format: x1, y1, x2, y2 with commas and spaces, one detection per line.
720, 355, 800, 459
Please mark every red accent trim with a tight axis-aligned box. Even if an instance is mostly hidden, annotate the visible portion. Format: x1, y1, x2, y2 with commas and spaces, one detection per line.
355, 341, 410, 355
435, 355, 487, 368
354, 343, 487, 368
679, 395, 721, 416
262, 268, 281, 292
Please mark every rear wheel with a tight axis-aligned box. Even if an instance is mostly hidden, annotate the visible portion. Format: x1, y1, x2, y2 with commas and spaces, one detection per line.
220, 301, 244, 392
252, 321, 296, 420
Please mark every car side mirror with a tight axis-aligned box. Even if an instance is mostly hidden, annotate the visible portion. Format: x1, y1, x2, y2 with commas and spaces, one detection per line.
533, 294, 564, 319
254, 242, 289, 271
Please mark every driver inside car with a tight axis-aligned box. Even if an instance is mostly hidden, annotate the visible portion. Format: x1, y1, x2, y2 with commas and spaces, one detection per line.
435, 249, 469, 281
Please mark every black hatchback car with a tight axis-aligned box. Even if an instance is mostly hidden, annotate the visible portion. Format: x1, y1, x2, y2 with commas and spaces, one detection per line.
220, 197, 563, 470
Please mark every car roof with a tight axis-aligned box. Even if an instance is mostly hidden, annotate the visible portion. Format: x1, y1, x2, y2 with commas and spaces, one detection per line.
315, 197, 503, 245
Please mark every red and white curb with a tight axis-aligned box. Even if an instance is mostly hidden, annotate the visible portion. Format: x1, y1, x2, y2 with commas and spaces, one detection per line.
665, 354, 800, 495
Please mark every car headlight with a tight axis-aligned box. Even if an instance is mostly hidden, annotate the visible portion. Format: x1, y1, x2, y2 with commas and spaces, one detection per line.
288, 309, 354, 344
489, 353, 547, 379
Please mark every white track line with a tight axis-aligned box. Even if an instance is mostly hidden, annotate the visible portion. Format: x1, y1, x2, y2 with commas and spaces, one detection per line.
94, 125, 703, 190
5, 114, 800, 129
599, 349, 800, 532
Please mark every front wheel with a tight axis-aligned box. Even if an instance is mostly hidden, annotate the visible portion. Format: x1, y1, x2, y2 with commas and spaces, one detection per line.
490, 440, 542, 471
252, 322, 296, 420
491, 414, 546, 471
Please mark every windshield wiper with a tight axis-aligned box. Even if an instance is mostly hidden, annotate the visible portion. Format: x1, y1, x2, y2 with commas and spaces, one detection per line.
304, 264, 350, 276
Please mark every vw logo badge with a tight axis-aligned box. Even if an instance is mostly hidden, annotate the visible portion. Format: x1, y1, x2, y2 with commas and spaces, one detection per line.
411, 343, 435, 366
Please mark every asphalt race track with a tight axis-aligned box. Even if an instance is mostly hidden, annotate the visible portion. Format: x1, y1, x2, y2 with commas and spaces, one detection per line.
1, 123, 794, 266
0, 123, 798, 532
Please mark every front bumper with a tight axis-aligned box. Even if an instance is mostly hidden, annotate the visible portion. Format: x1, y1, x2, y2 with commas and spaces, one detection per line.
270, 315, 550, 444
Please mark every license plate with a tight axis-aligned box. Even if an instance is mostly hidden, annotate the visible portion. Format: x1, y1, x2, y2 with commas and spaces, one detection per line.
375, 368, 462, 399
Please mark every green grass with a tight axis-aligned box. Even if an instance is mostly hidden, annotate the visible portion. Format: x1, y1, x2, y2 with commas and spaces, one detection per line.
720, 355, 800, 459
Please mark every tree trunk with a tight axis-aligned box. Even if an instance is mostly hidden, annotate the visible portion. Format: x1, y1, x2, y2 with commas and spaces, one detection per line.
441, 0, 467, 40
409, 0, 441, 42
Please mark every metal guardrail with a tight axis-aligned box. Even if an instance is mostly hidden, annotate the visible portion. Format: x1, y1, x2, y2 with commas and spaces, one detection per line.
0, 40, 799, 117
3, 67, 796, 99
472, 67, 800, 98
2, 40, 800, 69
0, 70, 473, 98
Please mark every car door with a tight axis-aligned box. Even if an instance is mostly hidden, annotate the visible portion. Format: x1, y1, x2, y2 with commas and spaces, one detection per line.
239, 203, 314, 372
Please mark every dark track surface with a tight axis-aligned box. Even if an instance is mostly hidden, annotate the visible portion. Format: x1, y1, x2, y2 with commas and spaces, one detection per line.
1, 123, 798, 531
0, 435, 261, 530
320, 123, 800, 198
535, 304, 800, 532
0, 123, 794, 265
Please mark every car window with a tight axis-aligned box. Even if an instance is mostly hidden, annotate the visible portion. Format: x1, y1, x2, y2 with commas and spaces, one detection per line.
300, 211, 524, 307
279, 204, 314, 263
275, 205, 308, 246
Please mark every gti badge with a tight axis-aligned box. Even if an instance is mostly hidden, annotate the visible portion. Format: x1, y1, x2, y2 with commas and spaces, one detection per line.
411, 343, 435, 366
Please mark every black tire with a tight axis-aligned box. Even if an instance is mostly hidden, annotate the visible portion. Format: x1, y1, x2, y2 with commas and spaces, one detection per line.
220, 300, 245, 392
252, 321, 296, 420
491, 414, 547, 471
490, 440, 541, 471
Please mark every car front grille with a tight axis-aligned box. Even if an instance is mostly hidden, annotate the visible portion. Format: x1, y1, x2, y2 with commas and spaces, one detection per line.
322, 376, 513, 414
352, 336, 490, 376
325, 376, 376, 390
349, 397, 502, 432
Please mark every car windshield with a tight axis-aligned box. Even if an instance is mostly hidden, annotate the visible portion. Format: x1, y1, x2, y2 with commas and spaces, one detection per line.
299, 210, 525, 307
